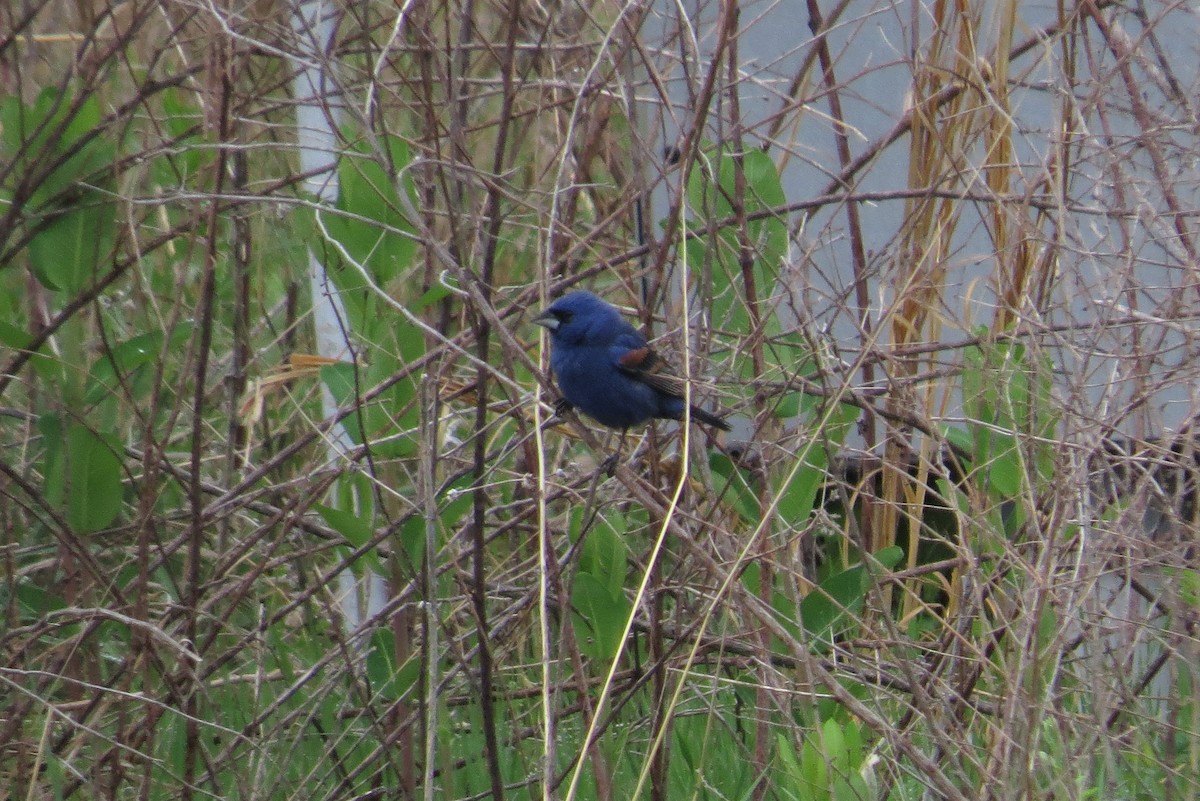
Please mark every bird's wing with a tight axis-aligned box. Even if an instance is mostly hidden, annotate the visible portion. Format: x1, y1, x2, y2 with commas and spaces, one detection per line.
612, 340, 686, 399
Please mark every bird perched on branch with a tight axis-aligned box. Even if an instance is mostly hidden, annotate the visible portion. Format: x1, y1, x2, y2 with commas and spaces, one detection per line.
532, 290, 730, 432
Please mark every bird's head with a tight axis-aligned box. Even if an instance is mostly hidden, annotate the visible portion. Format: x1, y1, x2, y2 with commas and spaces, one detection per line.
532, 291, 623, 345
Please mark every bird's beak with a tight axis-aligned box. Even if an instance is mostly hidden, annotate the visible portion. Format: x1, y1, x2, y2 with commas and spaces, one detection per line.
532, 312, 558, 331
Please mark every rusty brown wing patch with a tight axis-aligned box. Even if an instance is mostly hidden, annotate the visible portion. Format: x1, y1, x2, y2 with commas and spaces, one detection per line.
617, 346, 685, 398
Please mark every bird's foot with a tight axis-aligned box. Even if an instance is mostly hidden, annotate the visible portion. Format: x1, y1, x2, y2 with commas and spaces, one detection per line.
601, 452, 620, 477
552, 397, 574, 418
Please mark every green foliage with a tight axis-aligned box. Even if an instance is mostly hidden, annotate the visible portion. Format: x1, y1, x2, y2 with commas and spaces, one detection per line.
800, 546, 903, 649
86, 323, 194, 407
571, 509, 633, 661
1, 86, 119, 292
38, 415, 123, 534
777, 396, 859, 523
578, 510, 630, 597
27, 192, 118, 293
323, 132, 418, 289
312, 129, 424, 457
158, 87, 207, 180
316, 500, 386, 575
742, 545, 902, 650
775, 718, 874, 801
1, 578, 64, 622
571, 571, 632, 660
669, 708, 757, 798
686, 146, 788, 328
366, 627, 420, 702
1, 87, 115, 206
960, 333, 1057, 501
2, 10, 1195, 801
710, 451, 762, 523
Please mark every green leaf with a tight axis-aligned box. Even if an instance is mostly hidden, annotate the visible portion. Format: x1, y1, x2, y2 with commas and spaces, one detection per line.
943, 426, 973, 458
738, 149, 788, 270
581, 516, 628, 599
53, 94, 112, 194
775, 734, 809, 801
4, 89, 116, 208
685, 145, 788, 344
319, 361, 363, 444
440, 474, 474, 528
45, 422, 123, 534
800, 734, 828, 795
0, 320, 32, 350
987, 438, 1022, 497
674, 722, 699, 774
2, 88, 71, 173
800, 547, 901, 647
799, 566, 863, 646
366, 628, 419, 701
1171, 567, 1200, 609
710, 453, 760, 523
739, 562, 802, 642
10, 580, 67, 623
315, 503, 375, 548
740, 558, 761, 595
28, 192, 117, 292
872, 545, 903, 570
961, 334, 1059, 505
398, 514, 428, 573
361, 316, 422, 457
777, 458, 825, 524
324, 134, 417, 286
416, 282, 453, 308
40, 414, 65, 512
312, 312, 423, 459
86, 324, 194, 405
822, 718, 847, 770
160, 87, 205, 178
774, 401, 855, 526
773, 391, 802, 420
571, 572, 630, 661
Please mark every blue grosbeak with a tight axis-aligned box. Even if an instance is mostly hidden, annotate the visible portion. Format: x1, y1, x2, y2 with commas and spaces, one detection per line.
533, 291, 730, 431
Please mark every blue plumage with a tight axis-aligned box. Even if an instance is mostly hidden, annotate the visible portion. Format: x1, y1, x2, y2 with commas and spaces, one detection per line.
532, 291, 730, 431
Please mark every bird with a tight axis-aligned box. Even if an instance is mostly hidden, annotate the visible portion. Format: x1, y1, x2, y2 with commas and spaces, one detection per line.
532, 290, 730, 432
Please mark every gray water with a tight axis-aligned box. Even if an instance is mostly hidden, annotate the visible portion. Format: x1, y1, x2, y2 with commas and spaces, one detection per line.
635, 0, 1200, 442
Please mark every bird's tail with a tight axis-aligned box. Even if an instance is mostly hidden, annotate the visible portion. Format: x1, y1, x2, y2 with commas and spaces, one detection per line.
688, 405, 731, 431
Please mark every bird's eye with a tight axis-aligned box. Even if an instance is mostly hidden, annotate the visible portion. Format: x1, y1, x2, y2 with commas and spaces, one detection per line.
556, 311, 572, 323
